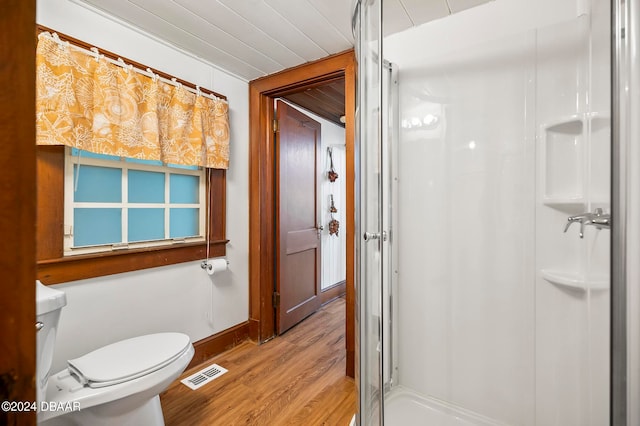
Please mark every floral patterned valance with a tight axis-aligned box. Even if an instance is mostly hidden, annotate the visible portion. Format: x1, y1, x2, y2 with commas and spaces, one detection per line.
36, 35, 230, 169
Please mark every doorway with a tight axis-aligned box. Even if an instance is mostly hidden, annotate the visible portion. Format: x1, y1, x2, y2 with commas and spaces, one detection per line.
248, 50, 356, 377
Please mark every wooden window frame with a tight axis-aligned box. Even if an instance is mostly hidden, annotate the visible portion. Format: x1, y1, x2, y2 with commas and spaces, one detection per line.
36, 145, 227, 284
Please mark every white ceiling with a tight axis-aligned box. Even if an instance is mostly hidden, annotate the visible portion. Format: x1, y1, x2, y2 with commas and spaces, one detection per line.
74, 0, 491, 81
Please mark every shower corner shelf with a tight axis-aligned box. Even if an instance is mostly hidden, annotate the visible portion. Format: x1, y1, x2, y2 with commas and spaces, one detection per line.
542, 196, 586, 210
541, 269, 609, 292
540, 112, 611, 207
540, 112, 609, 133
542, 115, 583, 134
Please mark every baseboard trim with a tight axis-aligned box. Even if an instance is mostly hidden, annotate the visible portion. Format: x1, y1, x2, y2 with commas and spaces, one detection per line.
248, 318, 260, 341
188, 321, 251, 369
321, 280, 346, 305
346, 349, 355, 378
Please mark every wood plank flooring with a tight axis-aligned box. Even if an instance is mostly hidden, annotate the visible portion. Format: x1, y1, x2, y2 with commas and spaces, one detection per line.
160, 297, 356, 426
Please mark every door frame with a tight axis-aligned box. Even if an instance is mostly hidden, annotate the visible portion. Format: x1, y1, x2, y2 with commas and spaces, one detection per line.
0, 1, 37, 424
249, 50, 356, 377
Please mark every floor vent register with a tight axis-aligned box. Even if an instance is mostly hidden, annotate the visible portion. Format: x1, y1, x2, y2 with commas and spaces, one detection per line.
180, 363, 228, 390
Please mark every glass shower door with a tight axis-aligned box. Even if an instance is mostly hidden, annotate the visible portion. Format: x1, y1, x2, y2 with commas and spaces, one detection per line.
355, 0, 616, 424
355, 0, 384, 424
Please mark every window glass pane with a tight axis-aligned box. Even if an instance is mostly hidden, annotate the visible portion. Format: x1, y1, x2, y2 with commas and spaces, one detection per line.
128, 208, 165, 242
74, 165, 122, 202
74, 208, 121, 246
170, 174, 199, 204
71, 148, 120, 162
170, 208, 199, 238
168, 163, 200, 170
126, 158, 164, 166
128, 170, 165, 203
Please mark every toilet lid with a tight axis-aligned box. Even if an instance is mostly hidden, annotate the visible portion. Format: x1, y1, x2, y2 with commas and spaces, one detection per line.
67, 332, 191, 388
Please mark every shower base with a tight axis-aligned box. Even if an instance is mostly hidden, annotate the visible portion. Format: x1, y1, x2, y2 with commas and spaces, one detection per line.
385, 387, 505, 425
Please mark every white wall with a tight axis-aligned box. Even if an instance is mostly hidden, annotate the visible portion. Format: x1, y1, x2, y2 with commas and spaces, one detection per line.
37, 0, 250, 373
384, 0, 609, 424
320, 138, 347, 289
280, 100, 347, 290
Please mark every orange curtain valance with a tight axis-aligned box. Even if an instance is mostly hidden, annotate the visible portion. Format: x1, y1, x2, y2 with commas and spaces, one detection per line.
35, 35, 230, 169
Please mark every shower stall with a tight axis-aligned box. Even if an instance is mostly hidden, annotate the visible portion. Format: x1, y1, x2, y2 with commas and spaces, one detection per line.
354, 0, 640, 424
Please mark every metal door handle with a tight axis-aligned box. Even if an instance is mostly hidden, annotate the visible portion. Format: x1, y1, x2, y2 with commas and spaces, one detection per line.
363, 232, 380, 241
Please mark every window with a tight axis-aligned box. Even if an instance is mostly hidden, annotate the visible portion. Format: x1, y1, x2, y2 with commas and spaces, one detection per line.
34, 29, 230, 284
64, 149, 206, 255
36, 146, 226, 284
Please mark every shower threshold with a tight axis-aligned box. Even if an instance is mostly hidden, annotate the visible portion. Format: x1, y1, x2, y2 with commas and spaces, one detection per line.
385, 387, 507, 426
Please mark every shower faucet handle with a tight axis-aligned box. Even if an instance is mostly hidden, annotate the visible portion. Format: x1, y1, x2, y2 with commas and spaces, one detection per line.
563, 214, 589, 238
563, 208, 610, 238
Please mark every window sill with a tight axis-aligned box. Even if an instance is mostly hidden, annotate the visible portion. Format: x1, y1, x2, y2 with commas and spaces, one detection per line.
37, 240, 228, 285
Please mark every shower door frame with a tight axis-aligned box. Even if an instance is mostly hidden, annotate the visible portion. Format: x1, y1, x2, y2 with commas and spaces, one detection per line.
354, 0, 385, 422
611, 0, 640, 424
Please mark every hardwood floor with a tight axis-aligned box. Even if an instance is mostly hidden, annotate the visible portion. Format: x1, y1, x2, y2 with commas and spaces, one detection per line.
160, 297, 356, 426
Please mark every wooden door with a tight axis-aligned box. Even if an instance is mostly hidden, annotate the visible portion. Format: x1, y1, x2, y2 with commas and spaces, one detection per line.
276, 100, 322, 334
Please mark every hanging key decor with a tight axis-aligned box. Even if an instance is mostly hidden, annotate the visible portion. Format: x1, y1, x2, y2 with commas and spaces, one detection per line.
327, 147, 339, 182
329, 194, 340, 236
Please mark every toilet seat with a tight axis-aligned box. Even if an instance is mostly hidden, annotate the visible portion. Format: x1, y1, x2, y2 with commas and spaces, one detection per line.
67, 332, 191, 388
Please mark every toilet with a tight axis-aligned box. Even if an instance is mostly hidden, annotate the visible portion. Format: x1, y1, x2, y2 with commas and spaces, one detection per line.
36, 280, 194, 425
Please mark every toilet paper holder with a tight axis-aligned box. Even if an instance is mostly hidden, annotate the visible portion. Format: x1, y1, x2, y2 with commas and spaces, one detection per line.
200, 258, 229, 273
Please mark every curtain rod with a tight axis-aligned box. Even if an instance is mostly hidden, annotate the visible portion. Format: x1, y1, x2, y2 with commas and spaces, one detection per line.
36, 25, 227, 102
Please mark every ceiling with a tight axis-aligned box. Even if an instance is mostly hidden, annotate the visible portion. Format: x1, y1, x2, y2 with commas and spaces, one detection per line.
74, 0, 492, 82
72, 0, 490, 126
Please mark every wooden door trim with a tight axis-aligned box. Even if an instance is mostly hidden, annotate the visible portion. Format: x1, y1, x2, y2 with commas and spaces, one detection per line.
249, 50, 356, 377
1, 1, 37, 424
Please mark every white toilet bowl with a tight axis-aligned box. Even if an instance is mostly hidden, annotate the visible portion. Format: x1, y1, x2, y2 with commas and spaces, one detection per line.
36, 281, 194, 425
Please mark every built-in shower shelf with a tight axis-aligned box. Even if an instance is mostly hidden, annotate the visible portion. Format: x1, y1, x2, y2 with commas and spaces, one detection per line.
542, 197, 586, 210
540, 112, 611, 209
541, 269, 608, 292
543, 116, 583, 134
542, 197, 609, 211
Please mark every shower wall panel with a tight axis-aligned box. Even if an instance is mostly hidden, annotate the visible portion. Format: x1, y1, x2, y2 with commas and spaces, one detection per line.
534, 11, 610, 426
393, 34, 537, 426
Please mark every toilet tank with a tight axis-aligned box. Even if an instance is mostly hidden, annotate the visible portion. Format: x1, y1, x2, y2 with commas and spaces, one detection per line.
36, 280, 67, 405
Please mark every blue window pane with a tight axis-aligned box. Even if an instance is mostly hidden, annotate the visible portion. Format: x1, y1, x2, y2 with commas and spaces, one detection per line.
168, 163, 199, 170
74, 165, 122, 202
74, 208, 121, 246
71, 148, 120, 161
128, 170, 165, 203
170, 174, 199, 204
128, 208, 165, 242
126, 158, 164, 166
170, 208, 199, 238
